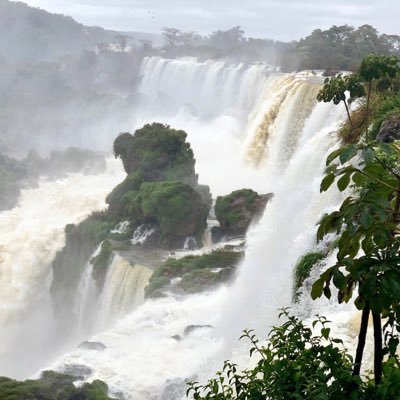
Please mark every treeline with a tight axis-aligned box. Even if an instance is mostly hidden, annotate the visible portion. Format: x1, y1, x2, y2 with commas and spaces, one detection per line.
158, 24, 400, 72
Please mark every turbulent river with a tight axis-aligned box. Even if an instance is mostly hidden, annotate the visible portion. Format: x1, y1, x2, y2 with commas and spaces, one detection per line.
0, 57, 364, 398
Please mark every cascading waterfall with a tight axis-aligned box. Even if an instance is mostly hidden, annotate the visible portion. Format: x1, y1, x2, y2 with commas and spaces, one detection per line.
45, 58, 350, 399
0, 158, 124, 378
95, 255, 152, 328
135, 57, 277, 195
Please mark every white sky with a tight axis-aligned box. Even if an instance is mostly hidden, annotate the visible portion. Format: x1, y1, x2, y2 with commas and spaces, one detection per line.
19, 0, 400, 40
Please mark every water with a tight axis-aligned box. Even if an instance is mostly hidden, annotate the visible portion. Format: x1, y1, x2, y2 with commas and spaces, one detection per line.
2, 57, 351, 397
47, 59, 348, 398
0, 158, 124, 377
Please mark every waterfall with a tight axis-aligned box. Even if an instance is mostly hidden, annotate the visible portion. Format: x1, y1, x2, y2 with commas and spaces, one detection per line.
0, 158, 124, 378
95, 255, 152, 328
46, 58, 349, 399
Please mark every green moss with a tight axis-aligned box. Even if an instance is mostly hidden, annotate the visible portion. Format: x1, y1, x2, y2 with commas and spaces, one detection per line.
135, 181, 208, 244
113, 123, 197, 185
91, 240, 113, 282
215, 189, 262, 232
293, 251, 325, 301
0, 371, 115, 400
144, 276, 171, 298
178, 269, 221, 293
145, 250, 243, 297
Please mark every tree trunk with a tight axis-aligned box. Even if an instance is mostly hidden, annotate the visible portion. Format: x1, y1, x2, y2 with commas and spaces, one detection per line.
343, 100, 353, 130
353, 303, 370, 378
372, 312, 383, 385
365, 81, 372, 141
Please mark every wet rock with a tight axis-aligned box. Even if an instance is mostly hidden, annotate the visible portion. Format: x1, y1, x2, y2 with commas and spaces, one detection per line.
377, 114, 400, 143
161, 378, 188, 400
61, 364, 93, 378
215, 189, 272, 236
210, 226, 225, 243
183, 324, 213, 336
78, 341, 107, 351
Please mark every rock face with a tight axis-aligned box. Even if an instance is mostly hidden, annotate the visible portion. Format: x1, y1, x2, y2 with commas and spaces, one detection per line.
144, 249, 243, 298
215, 189, 272, 236
377, 114, 400, 143
78, 341, 107, 351
106, 123, 211, 248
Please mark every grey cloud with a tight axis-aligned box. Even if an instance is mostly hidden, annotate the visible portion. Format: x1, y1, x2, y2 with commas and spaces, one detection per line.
19, 0, 399, 40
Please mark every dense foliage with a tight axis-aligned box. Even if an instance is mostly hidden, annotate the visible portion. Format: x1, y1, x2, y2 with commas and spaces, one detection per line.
297, 25, 400, 71
113, 123, 197, 184
145, 249, 243, 297
215, 189, 269, 235
0, 370, 115, 400
188, 311, 359, 400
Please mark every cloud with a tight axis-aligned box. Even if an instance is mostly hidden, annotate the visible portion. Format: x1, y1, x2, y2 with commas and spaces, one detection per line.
19, 0, 400, 40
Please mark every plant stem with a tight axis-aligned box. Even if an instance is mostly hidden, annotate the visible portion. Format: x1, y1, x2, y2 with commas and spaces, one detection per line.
353, 302, 370, 378
365, 81, 372, 141
372, 312, 383, 385
343, 100, 353, 129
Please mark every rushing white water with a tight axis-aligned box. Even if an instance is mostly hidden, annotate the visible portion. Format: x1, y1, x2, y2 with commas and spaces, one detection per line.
135, 57, 277, 195
0, 158, 124, 378
3, 56, 354, 398
45, 59, 350, 399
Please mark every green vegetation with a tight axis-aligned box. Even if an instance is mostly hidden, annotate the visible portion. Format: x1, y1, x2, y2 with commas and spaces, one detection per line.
292, 251, 325, 302
297, 25, 400, 71
215, 189, 268, 234
188, 311, 358, 399
106, 124, 211, 247
134, 181, 208, 244
145, 250, 243, 298
0, 370, 115, 400
113, 123, 196, 184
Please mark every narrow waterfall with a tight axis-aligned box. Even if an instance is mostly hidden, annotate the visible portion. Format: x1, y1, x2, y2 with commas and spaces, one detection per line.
96, 255, 152, 328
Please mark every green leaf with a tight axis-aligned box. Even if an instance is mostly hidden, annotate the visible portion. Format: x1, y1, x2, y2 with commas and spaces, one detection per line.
320, 173, 335, 192
321, 327, 330, 340
332, 269, 346, 289
326, 148, 344, 165
354, 296, 366, 310
360, 208, 373, 229
311, 278, 324, 300
339, 146, 357, 164
361, 148, 375, 164
337, 173, 351, 192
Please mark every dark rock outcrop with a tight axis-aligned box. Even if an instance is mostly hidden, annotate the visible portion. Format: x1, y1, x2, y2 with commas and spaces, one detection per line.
183, 325, 213, 336
377, 114, 400, 143
215, 189, 272, 236
78, 341, 107, 351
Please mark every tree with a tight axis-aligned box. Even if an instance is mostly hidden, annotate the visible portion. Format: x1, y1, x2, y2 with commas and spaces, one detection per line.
358, 55, 400, 138
161, 27, 181, 48
317, 73, 365, 129
313, 55, 400, 385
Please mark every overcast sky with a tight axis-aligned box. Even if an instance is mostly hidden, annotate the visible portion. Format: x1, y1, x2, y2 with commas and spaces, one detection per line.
19, 0, 399, 41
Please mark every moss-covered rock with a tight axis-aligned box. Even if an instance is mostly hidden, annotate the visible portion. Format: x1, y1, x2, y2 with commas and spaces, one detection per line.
292, 251, 325, 302
133, 181, 208, 247
0, 370, 115, 400
91, 240, 113, 283
215, 189, 271, 235
50, 212, 116, 326
145, 249, 243, 298
113, 123, 197, 185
